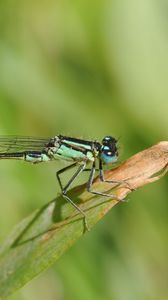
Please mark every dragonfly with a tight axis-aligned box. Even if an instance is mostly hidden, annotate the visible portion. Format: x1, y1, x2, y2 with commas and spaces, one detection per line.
0, 135, 121, 230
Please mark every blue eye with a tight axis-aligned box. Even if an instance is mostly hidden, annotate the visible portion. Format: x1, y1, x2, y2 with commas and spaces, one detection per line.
100, 135, 118, 164
100, 151, 118, 164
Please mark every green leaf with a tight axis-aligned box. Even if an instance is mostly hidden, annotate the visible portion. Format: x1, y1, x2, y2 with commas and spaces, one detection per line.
0, 190, 116, 298
0, 141, 167, 298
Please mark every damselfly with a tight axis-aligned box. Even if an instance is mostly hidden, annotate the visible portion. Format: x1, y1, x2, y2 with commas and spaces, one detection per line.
0, 135, 121, 230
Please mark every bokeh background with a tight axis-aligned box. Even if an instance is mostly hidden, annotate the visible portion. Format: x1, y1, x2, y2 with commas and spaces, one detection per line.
0, 0, 168, 299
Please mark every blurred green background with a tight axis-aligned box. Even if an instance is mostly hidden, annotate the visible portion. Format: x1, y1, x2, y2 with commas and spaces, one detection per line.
0, 0, 167, 299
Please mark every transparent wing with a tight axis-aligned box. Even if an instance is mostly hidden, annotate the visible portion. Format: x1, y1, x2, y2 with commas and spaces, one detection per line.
0, 136, 51, 153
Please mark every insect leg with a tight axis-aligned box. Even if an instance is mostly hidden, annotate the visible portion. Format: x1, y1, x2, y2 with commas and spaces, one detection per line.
87, 160, 124, 201
56, 162, 89, 230
56, 162, 77, 191
99, 159, 134, 191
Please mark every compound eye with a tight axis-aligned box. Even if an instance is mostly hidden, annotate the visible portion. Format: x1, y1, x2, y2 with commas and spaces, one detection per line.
100, 136, 118, 164
102, 136, 116, 145
101, 146, 118, 164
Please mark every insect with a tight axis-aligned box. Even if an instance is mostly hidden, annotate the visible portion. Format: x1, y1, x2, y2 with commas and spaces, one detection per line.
0, 135, 121, 230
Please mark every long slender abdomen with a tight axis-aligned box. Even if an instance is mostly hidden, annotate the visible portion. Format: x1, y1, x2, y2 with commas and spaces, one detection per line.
0, 151, 51, 163
0, 153, 25, 160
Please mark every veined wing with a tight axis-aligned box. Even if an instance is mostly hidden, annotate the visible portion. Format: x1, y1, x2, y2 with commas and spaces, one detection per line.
0, 136, 51, 153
